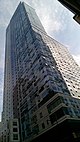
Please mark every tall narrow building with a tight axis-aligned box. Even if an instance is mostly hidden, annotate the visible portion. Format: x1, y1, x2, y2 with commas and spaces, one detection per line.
2, 1, 80, 142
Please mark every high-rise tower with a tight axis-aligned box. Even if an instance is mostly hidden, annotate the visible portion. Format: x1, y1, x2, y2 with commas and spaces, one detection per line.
2, 2, 80, 142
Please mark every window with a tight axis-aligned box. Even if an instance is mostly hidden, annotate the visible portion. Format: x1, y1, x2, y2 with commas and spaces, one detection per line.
50, 108, 64, 124
40, 112, 43, 118
13, 121, 17, 126
32, 124, 39, 135
47, 119, 49, 125
42, 123, 45, 129
32, 115, 37, 124
13, 134, 18, 140
39, 86, 44, 93
13, 128, 18, 132
47, 97, 62, 113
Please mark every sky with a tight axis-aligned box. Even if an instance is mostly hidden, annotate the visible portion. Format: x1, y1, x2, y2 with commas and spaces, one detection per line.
0, 0, 80, 121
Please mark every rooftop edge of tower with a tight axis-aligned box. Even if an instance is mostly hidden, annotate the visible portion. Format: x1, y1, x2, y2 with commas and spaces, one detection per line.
6, 1, 35, 32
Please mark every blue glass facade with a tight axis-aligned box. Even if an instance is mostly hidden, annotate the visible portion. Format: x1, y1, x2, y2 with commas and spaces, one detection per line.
3, 2, 80, 142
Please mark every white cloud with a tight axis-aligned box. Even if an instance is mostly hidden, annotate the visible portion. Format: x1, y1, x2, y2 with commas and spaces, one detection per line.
0, 1, 13, 27
24, 0, 65, 36
0, 55, 4, 71
72, 55, 80, 67
0, 0, 70, 34
64, 45, 80, 67
36, 9, 62, 35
